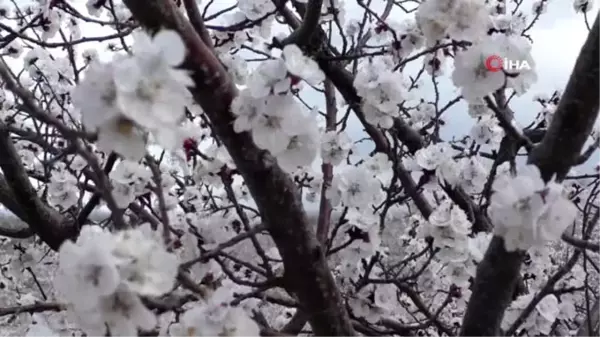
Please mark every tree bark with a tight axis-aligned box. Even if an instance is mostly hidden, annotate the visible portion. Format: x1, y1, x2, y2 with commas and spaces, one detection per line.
460, 12, 600, 336
119, 1, 355, 334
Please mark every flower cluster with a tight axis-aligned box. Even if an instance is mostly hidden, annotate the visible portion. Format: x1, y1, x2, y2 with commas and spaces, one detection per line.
489, 165, 577, 251
55, 224, 179, 335
451, 34, 537, 102
416, 0, 491, 42
170, 281, 260, 336
420, 200, 490, 288
231, 44, 325, 172
320, 130, 354, 165
109, 160, 153, 208
72, 30, 193, 161
354, 59, 410, 128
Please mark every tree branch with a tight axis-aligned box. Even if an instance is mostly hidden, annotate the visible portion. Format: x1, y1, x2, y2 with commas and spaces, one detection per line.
282, 0, 324, 46
76, 153, 118, 226
528, 12, 600, 182
118, 1, 355, 334
0, 122, 76, 250
460, 12, 600, 336
0, 302, 64, 317
0, 174, 33, 238
0, 209, 32, 238
182, 0, 214, 50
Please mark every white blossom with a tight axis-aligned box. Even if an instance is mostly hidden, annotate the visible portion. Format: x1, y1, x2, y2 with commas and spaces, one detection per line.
0, 3, 595, 336
490, 165, 577, 251
354, 60, 409, 128
55, 224, 178, 335
328, 166, 384, 208
321, 130, 353, 165
416, 0, 491, 43
282, 44, 325, 85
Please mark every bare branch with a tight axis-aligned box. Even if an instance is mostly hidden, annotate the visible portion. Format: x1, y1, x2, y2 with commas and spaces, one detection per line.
182, 0, 214, 50
0, 207, 32, 238
282, 0, 324, 46
0, 302, 64, 317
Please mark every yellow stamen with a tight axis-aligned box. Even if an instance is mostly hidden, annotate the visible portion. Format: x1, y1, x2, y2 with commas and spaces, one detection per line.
116, 118, 135, 135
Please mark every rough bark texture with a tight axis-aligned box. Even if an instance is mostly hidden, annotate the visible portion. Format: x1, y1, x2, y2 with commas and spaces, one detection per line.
119, 1, 355, 335
460, 237, 525, 335
528, 14, 600, 182
460, 12, 600, 336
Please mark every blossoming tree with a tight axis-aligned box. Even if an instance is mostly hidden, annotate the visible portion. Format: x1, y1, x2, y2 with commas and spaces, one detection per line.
0, 0, 598, 336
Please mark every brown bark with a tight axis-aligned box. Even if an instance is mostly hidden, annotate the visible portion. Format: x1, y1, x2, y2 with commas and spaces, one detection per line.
119, 1, 355, 334
460, 12, 599, 336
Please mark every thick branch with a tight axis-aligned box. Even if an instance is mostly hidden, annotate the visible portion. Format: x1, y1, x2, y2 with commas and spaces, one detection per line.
119, 1, 355, 334
0, 123, 76, 250
0, 177, 35, 239
182, 0, 214, 50
0, 174, 33, 238
282, 0, 324, 46
528, 12, 600, 182
460, 12, 600, 336
0, 210, 32, 238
